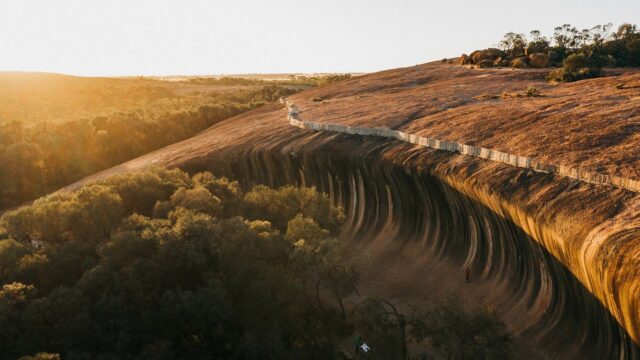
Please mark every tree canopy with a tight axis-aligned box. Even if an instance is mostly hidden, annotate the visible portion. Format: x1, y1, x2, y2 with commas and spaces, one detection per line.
0, 168, 356, 359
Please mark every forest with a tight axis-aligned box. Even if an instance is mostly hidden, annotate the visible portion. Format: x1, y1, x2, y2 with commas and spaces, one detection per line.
0, 168, 510, 359
0, 73, 337, 209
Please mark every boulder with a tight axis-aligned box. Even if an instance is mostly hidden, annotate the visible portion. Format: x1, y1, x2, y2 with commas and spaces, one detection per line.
508, 46, 525, 58
471, 48, 505, 64
529, 53, 550, 68
525, 44, 547, 56
501, 59, 510, 67
459, 54, 472, 65
548, 50, 560, 61
476, 59, 494, 68
510, 57, 529, 69
493, 57, 504, 66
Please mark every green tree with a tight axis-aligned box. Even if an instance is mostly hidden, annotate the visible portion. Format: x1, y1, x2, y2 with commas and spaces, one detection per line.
553, 24, 579, 53
499, 32, 527, 55
192, 172, 243, 217
0, 240, 31, 283
168, 186, 223, 217
245, 185, 344, 232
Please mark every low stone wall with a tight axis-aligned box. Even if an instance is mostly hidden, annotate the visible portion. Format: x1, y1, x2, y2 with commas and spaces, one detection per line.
287, 105, 640, 193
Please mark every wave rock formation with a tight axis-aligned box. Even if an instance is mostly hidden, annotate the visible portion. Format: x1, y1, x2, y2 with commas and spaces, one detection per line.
61, 63, 640, 358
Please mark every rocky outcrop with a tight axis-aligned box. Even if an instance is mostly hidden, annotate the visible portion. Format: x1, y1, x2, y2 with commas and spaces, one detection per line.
470, 48, 506, 65
464, 48, 551, 69
510, 56, 529, 68
459, 54, 472, 65
476, 59, 494, 68
529, 53, 550, 68
464, 42, 557, 69
507, 46, 525, 58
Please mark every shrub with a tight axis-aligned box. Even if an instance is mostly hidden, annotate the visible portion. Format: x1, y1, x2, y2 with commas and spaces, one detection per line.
526, 86, 542, 97
546, 54, 602, 82
354, 295, 512, 359
473, 94, 500, 101
627, 39, 640, 65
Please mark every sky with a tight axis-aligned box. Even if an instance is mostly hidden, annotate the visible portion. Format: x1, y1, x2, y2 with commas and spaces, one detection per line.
1, 0, 638, 76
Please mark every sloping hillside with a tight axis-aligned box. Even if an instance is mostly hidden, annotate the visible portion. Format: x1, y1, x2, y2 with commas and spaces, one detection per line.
290, 63, 640, 178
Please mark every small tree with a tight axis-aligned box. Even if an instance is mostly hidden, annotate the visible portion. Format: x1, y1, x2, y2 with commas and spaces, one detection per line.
325, 264, 358, 319
354, 298, 409, 360
528, 30, 550, 50
613, 23, 637, 40
589, 23, 613, 48
499, 32, 527, 54
553, 24, 580, 55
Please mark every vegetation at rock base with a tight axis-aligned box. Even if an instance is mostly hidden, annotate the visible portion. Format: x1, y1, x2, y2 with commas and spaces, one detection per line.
0, 168, 510, 359
0, 167, 353, 359
546, 54, 603, 83
354, 295, 511, 360
460, 23, 639, 82
0, 73, 352, 210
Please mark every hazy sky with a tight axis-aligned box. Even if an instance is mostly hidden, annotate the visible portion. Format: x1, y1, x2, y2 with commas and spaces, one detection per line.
1, 0, 638, 76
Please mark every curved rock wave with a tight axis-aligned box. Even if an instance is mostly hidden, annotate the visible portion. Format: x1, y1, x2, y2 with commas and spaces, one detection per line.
178, 126, 640, 359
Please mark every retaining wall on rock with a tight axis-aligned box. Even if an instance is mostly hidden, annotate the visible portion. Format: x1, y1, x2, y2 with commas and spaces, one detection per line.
286, 104, 640, 193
